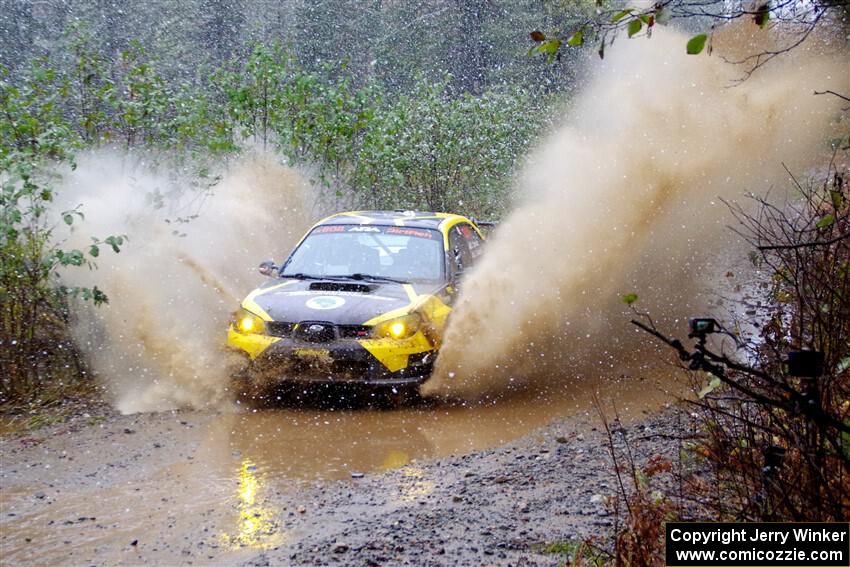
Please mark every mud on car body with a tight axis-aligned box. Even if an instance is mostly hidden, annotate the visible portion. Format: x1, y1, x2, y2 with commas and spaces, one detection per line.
227, 210, 486, 398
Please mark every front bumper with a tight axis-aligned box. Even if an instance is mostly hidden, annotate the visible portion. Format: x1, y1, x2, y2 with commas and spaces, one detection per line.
228, 327, 435, 388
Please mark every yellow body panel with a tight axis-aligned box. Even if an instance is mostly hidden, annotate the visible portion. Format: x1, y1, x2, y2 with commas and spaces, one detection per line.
358, 332, 434, 373
227, 326, 281, 359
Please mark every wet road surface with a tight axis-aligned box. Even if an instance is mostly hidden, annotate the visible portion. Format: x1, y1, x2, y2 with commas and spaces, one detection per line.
0, 374, 677, 565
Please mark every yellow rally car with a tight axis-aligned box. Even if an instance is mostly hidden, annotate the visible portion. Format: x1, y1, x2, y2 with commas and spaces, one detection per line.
227, 210, 486, 399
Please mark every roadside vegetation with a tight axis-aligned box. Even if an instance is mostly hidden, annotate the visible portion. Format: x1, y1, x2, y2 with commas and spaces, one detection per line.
579, 160, 850, 566
1, 2, 565, 405
526, 2, 850, 562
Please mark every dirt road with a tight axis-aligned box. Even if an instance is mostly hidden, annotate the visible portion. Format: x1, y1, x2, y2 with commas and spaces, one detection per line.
1, 378, 679, 566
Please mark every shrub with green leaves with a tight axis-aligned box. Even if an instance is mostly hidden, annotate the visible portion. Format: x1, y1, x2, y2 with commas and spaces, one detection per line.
0, 29, 552, 401
349, 78, 546, 216
0, 61, 127, 398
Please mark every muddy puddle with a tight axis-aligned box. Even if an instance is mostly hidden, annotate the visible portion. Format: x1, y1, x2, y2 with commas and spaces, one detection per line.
220, 377, 672, 481
0, 374, 677, 565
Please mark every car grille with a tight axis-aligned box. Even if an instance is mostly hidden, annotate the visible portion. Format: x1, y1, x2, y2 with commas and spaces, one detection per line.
266, 322, 296, 338
338, 325, 372, 339
266, 321, 373, 342
294, 322, 337, 343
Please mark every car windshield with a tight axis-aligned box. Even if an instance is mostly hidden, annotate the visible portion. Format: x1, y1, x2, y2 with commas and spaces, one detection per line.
281, 225, 445, 282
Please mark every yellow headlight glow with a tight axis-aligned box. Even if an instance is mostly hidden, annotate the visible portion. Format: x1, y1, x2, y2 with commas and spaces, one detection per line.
374, 313, 421, 340
235, 309, 265, 334
388, 321, 406, 338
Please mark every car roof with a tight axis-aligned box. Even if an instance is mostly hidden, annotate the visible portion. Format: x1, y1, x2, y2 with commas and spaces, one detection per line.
314, 210, 472, 231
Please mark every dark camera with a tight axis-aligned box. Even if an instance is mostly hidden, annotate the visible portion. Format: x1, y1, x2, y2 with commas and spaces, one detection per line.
786, 350, 824, 377
763, 445, 786, 470
688, 317, 718, 336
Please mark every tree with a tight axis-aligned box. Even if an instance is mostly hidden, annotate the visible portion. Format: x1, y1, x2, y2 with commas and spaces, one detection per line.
200, 0, 247, 62
0, 0, 41, 71
529, 0, 850, 81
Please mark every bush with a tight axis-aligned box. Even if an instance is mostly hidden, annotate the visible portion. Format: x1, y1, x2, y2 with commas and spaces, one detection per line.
349, 78, 546, 216
602, 160, 850, 564
0, 31, 551, 402
0, 60, 120, 399
686, 161, 850, 521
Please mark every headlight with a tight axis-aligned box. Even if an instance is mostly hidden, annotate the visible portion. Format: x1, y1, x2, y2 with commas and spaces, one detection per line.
373, 313, 421, 340
234, 308, 266, 335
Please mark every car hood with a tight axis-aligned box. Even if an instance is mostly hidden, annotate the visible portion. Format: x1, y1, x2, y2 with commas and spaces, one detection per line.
244, 278, 444, 325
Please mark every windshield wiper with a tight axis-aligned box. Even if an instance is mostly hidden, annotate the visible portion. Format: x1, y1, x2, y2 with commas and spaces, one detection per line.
347, 273, 410, 284
279, 273, 331, 280
280, 272, 409, 284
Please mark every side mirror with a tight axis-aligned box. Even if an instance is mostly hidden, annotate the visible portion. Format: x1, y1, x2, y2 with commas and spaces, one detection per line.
453, 247, 465, 272
258, 260, 278, 277
448, 247, 465, 288
452, 266, 463, 282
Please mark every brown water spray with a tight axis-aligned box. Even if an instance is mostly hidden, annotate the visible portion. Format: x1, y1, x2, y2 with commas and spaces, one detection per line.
423, 24, 848, 399
60, 152, 313, 413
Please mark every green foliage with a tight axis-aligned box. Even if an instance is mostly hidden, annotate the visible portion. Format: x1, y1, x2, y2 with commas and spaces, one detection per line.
0, 57, 126, 398
686, 34, 708, 55
526, 0, 840, 72
566, 31, 584, 47
532, 539, 605, 565
698, 376, 722, 399
64, 24, 113, 144
215, 47, 550, 217
622, 293, 639, 305
341, 78, 546, 216
529, 39, 562, 63
612, 9, 633, 23
0, 24, 553, 400
220, 42, 290, 148
816, 214, 835, 229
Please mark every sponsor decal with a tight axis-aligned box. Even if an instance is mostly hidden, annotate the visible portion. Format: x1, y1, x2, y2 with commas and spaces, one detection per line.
293, 348, 331, 358
314, 224, 436, 239
305, 296, 346, 310
314, 225, 346, 233
385, 227, 433, 239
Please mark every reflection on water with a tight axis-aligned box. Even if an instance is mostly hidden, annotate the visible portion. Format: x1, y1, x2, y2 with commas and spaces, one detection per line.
395, 466, 435, 502
214, 375, 675, 481
212, 408, 437, 480
381, 450, 412, 470
219, 460, 284, 551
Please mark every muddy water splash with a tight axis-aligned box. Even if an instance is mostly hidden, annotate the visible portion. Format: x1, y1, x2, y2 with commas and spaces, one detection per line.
424, 25, 848, 398
61, 152, 313, 413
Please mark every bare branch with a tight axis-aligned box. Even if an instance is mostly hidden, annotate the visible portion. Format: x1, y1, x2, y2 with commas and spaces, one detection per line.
814, 90, 850, 111
757, 230, 850, 251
